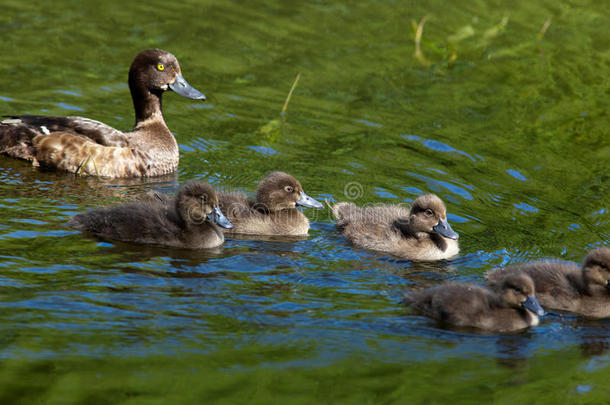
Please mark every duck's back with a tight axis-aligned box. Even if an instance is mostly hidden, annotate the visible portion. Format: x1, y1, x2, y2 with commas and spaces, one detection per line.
333, 202, 409, 243
487, 262, 580, 304
68, 200, 183, 246
1, 115, 129, 161
219, 192, 309, 236
407, 283, 534, 332
218, 192, 252, 219
487, 262, 610, 318
408, 283, 492, 323
332, 203, 456, 260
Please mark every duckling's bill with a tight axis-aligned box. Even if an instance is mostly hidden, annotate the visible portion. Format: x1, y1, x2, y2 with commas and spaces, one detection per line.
169, 73, 206, 100
297, 191, 323, 209
208, 205, 233, 229
522, 295, 545, 316
433, 217, 459, 240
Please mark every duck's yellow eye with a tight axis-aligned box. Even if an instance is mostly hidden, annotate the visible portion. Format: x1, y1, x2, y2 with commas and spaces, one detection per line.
157, 64, 165, 71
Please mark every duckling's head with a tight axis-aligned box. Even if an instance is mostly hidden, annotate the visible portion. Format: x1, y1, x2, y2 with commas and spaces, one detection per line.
175, 181, 232, 229
255, 172, 323, 212
582, 247, 610, 290
129, 49, 205, 100
500, 273, 545, 316
408, 194, 459, 240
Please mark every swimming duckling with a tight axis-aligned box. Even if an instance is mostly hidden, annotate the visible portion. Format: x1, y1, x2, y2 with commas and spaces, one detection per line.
218, 171, 323, 236
0, 49, 205, 178
486, 248, 610, 318
405, 273, 545, 333
68, 181, 232, 249
331, 194, 459, 261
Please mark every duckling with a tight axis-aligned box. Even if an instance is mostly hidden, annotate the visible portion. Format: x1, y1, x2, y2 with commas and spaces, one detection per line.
0, 49, 205, 178
68, 181, 232, 249
405, 273, 545, 333
218, 171, 323, 236
486, 248, 610, 318
331, 194, 459, 261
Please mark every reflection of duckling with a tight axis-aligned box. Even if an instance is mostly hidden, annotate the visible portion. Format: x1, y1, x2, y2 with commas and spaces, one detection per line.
68, 181, 232, 249
486, 248, 610, 318
404, 273, 545, 333
0, 49, 205, 178
331, 194, 459, 261
218, 172, 323, 236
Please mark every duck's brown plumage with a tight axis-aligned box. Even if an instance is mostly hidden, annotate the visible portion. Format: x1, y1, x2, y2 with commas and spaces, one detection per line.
68, 181, 232, 249
486, 248, 610, 318
0, 49, 205, 178
218, 171, 323, 236
331, 194, 459, 261
405, 273, 545, 333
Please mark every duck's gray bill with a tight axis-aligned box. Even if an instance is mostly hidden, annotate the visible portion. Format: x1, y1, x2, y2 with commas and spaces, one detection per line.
433, 217, 459, 240
207, 205, 233, 229
522, 295, 545, 316
297, 191, 323, 209
169, 73, 206, 100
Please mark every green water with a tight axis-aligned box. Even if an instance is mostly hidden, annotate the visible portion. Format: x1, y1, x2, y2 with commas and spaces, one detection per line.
1, 0, 609, 403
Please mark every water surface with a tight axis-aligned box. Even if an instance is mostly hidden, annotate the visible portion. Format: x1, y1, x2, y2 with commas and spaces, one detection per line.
1, 0, 609, 403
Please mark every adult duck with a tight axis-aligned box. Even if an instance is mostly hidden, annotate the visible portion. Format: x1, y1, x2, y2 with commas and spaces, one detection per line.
486, 248, 610, 318
331, 194, 459, 261
0, 49, 205, 178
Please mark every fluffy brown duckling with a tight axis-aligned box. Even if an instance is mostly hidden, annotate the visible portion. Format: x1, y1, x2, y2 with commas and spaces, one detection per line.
68, 181, 232, 249
486, 248, 610, 318
404, 273, 545, 333
218, 171, 323, 236
331, 194, 459, 261
0, 49, 205, 178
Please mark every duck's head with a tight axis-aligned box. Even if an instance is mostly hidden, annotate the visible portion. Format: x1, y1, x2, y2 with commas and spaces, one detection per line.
129, 49, 206, 101
255, 172, 323, 212
500, 273, 545, 316
408, 194, 459, 240
175, 181, 232, 229
582, 247, 610, 290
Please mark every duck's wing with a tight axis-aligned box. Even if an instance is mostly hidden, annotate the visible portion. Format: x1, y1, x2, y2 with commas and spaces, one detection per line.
330, 202, 359, 224
484, 267, 507, 289
332, 203, 406, 242
68, 200, 180, 245
2, 115, 129, 147
487, 262, 579, 297
31, 131, 147, 178
218, 192, 253, 220
136, 190, 172, 206
332, 203, 410, 226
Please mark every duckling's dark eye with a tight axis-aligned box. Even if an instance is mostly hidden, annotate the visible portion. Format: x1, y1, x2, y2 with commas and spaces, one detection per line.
424, 209, 434, 217
157, 64, 165, 71
284, 186, 294, 193
513, 287, 524, 294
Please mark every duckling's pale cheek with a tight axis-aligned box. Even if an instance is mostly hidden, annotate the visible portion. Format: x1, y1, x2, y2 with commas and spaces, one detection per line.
186, 206, 207, 224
